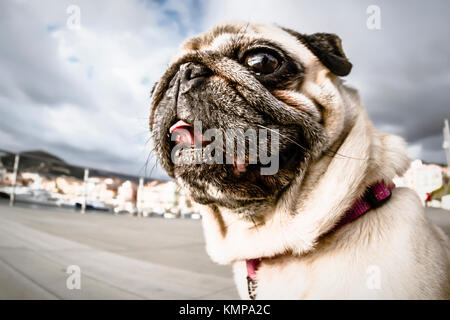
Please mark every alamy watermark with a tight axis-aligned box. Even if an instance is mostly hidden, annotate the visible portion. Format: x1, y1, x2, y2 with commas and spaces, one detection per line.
367, 5, 381, 30
366, 265, 381, 290
66, 5, 81, 30
66, 265, 81, 290
170, 121, 280, 175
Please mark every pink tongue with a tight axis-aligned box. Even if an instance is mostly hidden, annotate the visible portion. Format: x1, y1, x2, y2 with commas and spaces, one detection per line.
169, 120, 191, 134
169, 120, 195, 145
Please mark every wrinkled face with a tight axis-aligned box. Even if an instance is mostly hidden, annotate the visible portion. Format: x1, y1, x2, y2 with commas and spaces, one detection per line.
150, 23, 352, 214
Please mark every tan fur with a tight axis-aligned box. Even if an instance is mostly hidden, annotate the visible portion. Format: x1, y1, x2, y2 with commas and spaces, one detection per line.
162, 22, 450, 299
200, 90, 450, 299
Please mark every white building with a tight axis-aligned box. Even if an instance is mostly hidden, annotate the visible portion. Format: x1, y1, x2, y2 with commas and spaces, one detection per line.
394, 159, 446, 203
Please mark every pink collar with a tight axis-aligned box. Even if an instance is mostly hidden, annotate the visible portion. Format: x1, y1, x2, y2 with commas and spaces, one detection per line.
245, 181, 395, 298
326, 181, 395, 236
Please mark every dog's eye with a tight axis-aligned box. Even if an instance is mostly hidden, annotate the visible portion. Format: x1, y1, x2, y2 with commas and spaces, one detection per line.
244, 52, 279, 74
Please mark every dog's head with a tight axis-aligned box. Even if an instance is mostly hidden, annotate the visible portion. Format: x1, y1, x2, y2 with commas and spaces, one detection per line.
150, 22, 353, 216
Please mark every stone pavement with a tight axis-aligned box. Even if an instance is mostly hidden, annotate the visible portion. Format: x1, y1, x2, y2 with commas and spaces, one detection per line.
0, 200, 448, 300
0, 200, 238, 299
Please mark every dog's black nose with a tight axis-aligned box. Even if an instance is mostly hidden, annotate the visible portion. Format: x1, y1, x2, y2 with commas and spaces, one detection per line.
179, 62, 211, 88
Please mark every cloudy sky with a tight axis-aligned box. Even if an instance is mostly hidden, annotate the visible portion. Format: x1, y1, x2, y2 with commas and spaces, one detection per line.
0, 0, 449, 179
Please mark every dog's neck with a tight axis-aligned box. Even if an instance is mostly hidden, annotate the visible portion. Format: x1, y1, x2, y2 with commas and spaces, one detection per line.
199, 100, 410, 265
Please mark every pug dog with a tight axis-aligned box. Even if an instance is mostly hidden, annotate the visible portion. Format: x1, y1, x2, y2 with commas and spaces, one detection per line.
150, 22, 450, 299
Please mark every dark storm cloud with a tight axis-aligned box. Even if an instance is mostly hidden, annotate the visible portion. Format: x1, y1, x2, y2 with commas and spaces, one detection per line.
0, 0, 198, 179
0, 2, 95, 107
347, 0, 450, 164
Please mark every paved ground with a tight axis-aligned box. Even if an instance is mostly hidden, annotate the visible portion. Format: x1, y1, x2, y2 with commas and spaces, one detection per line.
0, 200, 238, 299
425, 206, 450, 236
0, 199, 448, 300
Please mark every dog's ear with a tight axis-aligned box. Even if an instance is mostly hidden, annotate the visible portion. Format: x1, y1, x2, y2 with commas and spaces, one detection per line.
302, 33, 353, 76
283, 28, 352, 76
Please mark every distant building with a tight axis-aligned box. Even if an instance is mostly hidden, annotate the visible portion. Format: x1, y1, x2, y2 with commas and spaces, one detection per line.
117, 180, 137, 202
55, 176, 83, 196
0, 149, 204, 216
394, 159, 448, 204
140, 181, 178, 214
